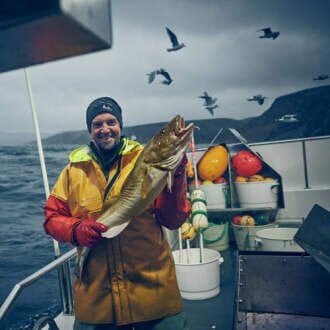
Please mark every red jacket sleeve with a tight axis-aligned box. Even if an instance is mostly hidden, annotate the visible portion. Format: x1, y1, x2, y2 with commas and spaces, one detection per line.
44, 195, 81, 244
154, 171, 191, 230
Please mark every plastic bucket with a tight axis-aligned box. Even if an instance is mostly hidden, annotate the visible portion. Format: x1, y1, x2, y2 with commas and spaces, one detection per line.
234, 181, 279, 208
201, 183, 228, 209
172, 248, 223, 300
255, 227, 304, 252
203, 222, 229, 251
231, 222, 277, 250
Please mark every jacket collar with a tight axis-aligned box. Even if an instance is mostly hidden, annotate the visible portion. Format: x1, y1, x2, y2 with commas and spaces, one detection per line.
69, 137, 141, 163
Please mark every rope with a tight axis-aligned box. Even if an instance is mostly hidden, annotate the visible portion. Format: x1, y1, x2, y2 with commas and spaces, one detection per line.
32, 316, 59, 330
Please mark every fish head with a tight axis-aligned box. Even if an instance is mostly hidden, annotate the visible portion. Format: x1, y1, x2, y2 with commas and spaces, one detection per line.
144, 115, 194, 171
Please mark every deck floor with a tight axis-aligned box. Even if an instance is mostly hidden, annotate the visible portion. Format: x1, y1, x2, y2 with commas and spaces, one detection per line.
183, 246, 237, 330
53, 246, 238, 330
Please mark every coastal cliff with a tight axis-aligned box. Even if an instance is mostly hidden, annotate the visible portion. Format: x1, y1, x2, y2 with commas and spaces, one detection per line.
43, 85, 330, 146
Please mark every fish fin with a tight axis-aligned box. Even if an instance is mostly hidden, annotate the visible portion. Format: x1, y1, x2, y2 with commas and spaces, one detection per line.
167, 171, 173, 193
74, 247, 91, 281
141, 167, 154, 199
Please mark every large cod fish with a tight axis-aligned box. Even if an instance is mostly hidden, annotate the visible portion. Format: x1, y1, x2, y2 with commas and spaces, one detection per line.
77, 115, 194, 278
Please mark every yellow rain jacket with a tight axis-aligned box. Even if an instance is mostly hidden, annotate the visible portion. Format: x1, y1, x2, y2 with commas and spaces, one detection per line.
45, 139, 185, 325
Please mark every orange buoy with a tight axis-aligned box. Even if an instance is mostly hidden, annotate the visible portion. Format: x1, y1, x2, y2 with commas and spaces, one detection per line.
197, 145, 229, 181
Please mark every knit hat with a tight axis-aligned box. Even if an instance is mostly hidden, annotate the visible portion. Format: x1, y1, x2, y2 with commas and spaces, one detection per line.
86, 97, 123, 133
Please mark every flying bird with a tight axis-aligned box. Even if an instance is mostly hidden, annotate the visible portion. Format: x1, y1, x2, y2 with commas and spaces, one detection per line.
198, 92, 217, 106
165, 27, 185, 52
205, 104, 218, 116
147, 68, 173, 85
247, 94, 268, 105
258, 27, 280, 39
198, 92, 218, 115
313, 74, 329, 81
146, 70, 157, 84
157, 68, 173, 85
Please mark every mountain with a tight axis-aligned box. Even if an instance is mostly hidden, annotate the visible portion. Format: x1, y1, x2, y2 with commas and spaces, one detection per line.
43, 85, 330, 146
0, 132, 37, 145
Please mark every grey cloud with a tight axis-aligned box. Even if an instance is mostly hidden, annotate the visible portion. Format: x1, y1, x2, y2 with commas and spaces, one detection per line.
0, 0, 329, 134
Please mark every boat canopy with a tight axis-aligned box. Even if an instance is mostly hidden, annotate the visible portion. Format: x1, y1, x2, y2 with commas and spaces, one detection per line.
0, 0, 112, 73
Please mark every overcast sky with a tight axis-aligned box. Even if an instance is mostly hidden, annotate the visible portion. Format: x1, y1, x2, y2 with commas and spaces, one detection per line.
0, 0, 329, 135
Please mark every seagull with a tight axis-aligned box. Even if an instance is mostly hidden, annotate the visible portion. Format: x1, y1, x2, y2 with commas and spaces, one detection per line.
165, 27, 185, 52
205, 104, 218, 116
146, 69, 173, 85
247, 94, 268, 105
157, 68, 173, 85
258, 27, 280, 39
198, 92, 217, 106
313, 74, 329, 81
198, 92, 218, 115
146, 70, 157, 84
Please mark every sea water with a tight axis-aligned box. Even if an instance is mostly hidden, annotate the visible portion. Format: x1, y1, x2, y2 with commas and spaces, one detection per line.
0, 143, 76, 329
0, 142, 208, 329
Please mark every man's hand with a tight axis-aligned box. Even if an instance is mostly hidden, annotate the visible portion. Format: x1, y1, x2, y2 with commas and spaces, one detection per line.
73, 219, 108, 247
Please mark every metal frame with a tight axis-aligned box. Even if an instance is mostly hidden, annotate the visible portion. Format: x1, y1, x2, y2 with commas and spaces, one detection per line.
235, 250, 330, 329
0, 248, 76, 321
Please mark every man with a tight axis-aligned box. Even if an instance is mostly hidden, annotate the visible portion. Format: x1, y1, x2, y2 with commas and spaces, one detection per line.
44, 97, 191, 330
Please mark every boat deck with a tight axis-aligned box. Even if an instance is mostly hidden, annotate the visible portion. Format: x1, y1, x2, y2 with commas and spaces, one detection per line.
184, 246, 237, 330
52, 246, 238, 330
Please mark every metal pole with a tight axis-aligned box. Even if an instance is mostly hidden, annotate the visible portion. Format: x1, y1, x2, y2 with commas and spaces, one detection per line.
24, 69, 74, 314
207, 127, 223, 148
301, 140, 310, 189
23, 68, 61, 257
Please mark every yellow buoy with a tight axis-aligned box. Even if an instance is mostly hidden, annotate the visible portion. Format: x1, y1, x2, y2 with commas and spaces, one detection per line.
180, 222, 196, 240
198, 145, 229, 181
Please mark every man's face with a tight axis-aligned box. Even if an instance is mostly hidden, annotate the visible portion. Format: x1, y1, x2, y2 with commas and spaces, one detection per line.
91, 113, 121, 151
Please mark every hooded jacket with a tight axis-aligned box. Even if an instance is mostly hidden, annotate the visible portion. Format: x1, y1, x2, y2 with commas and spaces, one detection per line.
44, 138, 190, 325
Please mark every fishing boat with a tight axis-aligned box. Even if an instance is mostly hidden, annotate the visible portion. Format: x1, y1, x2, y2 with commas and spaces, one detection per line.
0, 1, 330, 329
1, 133, 329, 329
275, 114, 299, 123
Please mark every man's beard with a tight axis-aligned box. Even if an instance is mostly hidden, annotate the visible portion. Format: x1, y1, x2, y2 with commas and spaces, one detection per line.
97, 135, 119, 152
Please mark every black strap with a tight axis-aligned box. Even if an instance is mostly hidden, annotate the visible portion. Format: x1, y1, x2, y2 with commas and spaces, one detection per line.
103, 155, 122, 202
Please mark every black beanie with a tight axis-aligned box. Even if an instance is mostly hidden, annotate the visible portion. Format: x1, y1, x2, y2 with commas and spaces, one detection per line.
86, 97, 123, 133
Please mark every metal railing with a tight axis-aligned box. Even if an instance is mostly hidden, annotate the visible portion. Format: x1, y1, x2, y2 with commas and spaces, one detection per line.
0, 248, 76, 321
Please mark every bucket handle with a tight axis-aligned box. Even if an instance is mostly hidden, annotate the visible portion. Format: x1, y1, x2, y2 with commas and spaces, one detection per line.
270, 183, 279, 194
255, 237, 263, 247
222, 185, 230, 207
203, 222, 228, 244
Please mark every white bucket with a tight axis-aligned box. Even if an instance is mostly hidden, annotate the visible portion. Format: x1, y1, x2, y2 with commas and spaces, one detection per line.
232, 222, 277, 250
255, 227, 304, 252
201, 183, 228, 209
203, 222, 229, 251
172, 248, 223, 300
234, 181, 279, 208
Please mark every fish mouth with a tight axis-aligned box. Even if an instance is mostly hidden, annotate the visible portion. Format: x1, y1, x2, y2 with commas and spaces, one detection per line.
170, 116, 194, 153
175, 115, 194, 137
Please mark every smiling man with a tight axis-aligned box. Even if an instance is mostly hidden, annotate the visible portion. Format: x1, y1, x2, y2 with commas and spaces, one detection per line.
86, 97, 125, 175
43, 96, 191, 329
